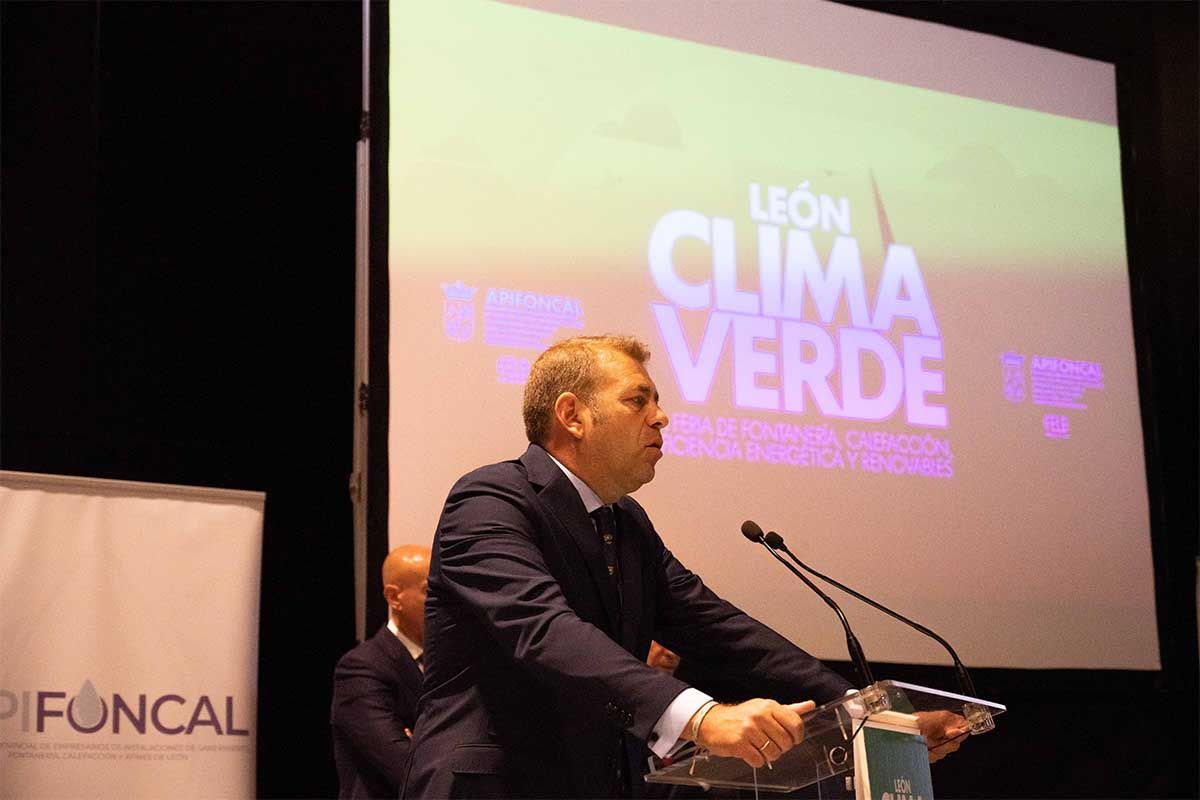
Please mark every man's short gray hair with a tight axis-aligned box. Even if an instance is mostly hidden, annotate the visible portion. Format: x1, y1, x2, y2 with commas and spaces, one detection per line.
522, 335, 651, 445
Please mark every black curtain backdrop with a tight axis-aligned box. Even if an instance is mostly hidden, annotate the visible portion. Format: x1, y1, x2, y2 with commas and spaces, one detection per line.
2, 2, 1195, 798
2, 3, 360, 797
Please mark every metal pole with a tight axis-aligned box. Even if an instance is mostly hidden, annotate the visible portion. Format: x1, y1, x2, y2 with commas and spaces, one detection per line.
350, 0, 371, 643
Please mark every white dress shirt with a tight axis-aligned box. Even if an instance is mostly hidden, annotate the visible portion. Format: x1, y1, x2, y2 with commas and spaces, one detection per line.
387, 619, 424, 672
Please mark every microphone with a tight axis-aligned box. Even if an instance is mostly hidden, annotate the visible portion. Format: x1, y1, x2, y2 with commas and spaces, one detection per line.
763, 530, 993, 731
741, 520, 874, 689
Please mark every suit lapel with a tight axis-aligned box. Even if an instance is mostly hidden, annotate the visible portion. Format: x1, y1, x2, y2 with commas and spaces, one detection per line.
521, 445, 622, 637
375, 626, 421, 706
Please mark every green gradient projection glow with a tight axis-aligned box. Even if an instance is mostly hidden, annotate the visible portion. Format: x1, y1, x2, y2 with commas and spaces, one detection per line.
389, 1, 1126, 276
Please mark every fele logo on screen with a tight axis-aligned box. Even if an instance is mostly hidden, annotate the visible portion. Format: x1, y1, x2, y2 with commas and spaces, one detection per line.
0, 679, 250, 737
648, 181, 945, 429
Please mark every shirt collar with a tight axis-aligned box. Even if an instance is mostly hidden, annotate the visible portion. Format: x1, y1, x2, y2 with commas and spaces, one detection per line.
387, 619, 424, 664
545, 452, 605, 514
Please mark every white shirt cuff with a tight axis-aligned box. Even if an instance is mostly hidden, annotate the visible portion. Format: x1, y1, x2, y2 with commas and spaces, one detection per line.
647, 688, 713, 758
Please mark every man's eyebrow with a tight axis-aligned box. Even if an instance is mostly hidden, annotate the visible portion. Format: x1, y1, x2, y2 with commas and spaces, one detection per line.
630, 383, 659, 401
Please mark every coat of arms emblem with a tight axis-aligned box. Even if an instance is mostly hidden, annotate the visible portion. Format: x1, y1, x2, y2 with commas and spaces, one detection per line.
1001, 351, 1025, 403
441, 280, 478, 343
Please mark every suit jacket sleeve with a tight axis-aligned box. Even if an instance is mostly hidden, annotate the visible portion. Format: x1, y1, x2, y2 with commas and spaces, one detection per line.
436, 478, 690, 740
626, 500, 852, 706
330, 645, 412, 790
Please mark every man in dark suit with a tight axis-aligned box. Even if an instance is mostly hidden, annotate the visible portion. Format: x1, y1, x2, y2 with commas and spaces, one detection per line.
404, 335, 962, 799
331, 545, 430, 799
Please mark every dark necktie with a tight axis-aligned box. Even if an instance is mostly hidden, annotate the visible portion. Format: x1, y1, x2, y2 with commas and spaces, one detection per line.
590, 505, 622, 610
591, 505, 634, 797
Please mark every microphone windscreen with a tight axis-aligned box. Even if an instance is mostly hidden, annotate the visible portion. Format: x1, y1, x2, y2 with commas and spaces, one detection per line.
740, 520, 764, 542
764, 531, 785, 549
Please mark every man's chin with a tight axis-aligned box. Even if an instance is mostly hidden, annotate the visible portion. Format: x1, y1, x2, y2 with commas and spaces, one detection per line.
619, 469, 656, 497
637, 464, 658, 486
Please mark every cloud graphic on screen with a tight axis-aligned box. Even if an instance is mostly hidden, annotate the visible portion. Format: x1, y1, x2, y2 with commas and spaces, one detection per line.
595, 100, 684, 149
925, 143, 1068, 206
926, 143, 1015, 183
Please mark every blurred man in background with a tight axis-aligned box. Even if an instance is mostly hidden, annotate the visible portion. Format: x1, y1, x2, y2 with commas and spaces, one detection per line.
331, 545, 430, 799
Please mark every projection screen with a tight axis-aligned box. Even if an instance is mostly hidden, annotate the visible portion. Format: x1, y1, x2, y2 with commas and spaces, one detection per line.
387, 0, 1158, 670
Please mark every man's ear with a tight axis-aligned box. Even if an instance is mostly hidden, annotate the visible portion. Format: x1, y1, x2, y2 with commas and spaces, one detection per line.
553, 392, 588, 440
383, 584, 402, 610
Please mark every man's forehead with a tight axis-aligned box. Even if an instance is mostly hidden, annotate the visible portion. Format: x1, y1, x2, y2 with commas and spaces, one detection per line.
612, 372, 660, 402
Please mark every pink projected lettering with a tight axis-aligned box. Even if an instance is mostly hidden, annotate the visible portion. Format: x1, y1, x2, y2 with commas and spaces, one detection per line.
998, 351, 1105, 440
483, 288, 584, 349
648, 183, 946, 428
1030, 356, 1104, 410
496, 356, 531, 385
661, 411, 954, 478
1042, 413, 1070, 440
440, 281, 585, 387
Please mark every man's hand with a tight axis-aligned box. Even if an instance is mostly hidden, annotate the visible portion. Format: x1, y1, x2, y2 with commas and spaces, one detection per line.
690, 699, 817, 768
915, 710, 970, 763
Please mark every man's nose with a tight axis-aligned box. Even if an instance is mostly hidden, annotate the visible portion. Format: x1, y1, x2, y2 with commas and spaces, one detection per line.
651, 405, 669, 429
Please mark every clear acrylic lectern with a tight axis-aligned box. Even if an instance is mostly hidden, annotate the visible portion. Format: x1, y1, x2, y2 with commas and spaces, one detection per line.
645, 680, 1005, 794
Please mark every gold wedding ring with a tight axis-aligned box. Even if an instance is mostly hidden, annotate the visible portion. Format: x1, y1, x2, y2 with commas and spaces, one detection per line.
754, 739, 776, 770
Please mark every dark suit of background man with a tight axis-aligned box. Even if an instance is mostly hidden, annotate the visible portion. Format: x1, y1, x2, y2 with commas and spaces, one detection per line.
402, 335, 964, 799
332, 545, 431, 799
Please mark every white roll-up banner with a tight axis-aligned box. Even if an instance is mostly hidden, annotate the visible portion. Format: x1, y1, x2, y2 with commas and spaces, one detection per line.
0, 471, 264, 800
